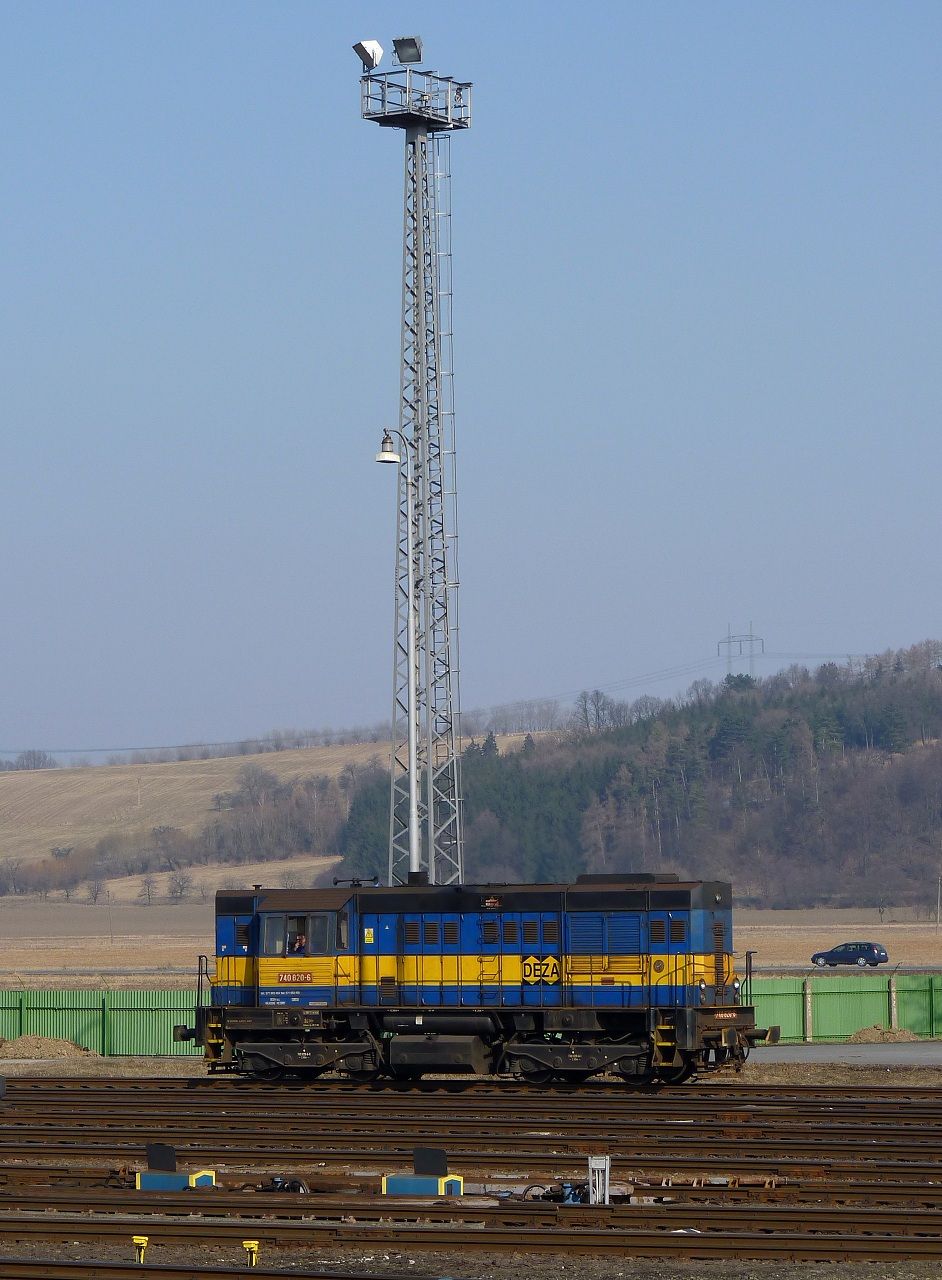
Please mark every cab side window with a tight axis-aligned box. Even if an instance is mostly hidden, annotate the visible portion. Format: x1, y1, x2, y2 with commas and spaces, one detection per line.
308, 913, 332, 954
261, 915, 285, 956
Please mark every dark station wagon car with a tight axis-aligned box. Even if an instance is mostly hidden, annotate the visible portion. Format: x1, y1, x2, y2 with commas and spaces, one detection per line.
811, 941, 889, 968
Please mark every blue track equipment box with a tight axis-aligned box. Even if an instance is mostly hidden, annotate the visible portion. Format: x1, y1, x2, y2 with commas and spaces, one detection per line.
381, 1174, 463, 1196
136, 1169, 216, 1191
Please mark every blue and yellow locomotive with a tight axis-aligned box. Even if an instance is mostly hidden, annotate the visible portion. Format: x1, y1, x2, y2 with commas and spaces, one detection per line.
179, 872, 777, 1084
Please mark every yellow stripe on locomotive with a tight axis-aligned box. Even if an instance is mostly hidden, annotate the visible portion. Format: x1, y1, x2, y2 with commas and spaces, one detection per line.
214, 951, 736, 990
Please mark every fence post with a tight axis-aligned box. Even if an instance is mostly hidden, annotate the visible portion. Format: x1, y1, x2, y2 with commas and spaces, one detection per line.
101, 992, 110, 1057
803, 979, 813, 1042
888, 976, 898, 1030
931, 979, 937, 1039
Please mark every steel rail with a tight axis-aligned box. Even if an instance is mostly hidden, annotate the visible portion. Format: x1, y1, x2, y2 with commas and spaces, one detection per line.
4, 1164, 942, 1205
0, 1258, 426, 1280
7, 1092, 942, 1126
5, 1186, 942, 1237
1, 1119, 941, 1165
6, 1107, 940, 1145
0, 1141, 940, 1185
8, 1077, 942, 1103
1, 1212, 942, 1261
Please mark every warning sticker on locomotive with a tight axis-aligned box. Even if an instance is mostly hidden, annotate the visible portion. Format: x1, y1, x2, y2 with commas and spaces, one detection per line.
522, 955, 560, 984
363, 927, 375, 944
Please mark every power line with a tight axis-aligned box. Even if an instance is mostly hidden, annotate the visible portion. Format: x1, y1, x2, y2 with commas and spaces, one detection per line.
0, 649, 879, 759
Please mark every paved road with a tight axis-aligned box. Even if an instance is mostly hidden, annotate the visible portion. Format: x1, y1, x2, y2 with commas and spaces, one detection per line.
757, 1041, 942, 1065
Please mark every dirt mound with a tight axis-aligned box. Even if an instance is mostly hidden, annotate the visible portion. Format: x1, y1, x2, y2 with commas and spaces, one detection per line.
846, 1025, 921, 1043
0, 1035, 96, 1059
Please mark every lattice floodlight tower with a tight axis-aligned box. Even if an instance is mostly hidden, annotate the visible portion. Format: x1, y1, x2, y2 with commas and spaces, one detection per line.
359, 41, 472, 886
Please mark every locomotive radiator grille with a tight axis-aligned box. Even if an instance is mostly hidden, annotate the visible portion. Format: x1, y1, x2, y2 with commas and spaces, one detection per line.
713, 922, 727, 993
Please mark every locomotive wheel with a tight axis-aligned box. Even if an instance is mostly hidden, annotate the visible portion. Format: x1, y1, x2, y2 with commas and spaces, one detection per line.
657, 1056, 696, 1085
346, 1067, 382, 1083
620, 1065, 656, 1088
519, 1063, 554, 1085
252, 1062, 285, 1083
616, 1048, 656, 1087
554, 1071, 593, 1085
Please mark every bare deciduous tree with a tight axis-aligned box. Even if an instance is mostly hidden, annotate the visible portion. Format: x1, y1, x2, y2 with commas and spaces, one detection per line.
168, 872, 192, 903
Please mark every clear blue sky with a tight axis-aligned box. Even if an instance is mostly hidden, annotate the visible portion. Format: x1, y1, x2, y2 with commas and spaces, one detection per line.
1, 2, 940, 752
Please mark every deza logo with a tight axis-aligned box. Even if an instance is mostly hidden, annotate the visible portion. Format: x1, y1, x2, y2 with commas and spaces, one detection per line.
522, 955, 561, 984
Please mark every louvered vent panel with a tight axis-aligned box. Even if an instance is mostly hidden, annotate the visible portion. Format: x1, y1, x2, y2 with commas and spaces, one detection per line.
502, 920, 518, 946
443, 922, 459, 945
607, 914, 641, 954
543, 919, 559, 943
568, 914, 604, 954
522, 921, 539, 945
379, 977, 398, 1004
713, 922, 727, 992
669, 919, 686, 944
482, 920, 499, 944
235, 923, 251, 948
404, 921, 420, 945
423, 922, 439, 946
649, 919, 667, 944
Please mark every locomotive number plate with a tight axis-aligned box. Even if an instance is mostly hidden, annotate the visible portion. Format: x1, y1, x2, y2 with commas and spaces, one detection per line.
522, 955, 561, 984
278, 972, 312, 983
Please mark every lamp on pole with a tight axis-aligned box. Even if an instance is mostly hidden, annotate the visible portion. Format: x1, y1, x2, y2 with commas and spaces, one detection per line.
376, 430, 421, 876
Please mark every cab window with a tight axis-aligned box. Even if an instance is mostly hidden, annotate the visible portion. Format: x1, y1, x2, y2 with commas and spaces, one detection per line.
307, 912, 332, 954
261, 915, 285, 956
287, 914, 307, 955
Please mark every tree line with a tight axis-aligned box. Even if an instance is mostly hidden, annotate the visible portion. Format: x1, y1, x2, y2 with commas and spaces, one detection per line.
339, 640, 942, 909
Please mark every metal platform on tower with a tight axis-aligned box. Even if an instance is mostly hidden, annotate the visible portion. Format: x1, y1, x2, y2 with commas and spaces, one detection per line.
361, 69, 472, 132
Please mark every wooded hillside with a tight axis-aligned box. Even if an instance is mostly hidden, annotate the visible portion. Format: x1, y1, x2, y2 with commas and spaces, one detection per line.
341, 641, 942, 908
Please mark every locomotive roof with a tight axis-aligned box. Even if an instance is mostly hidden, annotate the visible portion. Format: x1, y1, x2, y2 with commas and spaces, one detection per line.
217, 876, 731, 915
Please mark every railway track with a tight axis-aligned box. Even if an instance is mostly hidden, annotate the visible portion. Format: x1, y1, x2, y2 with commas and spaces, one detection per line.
4, 1185, 942, 1234
8, 1075, 942, 1102
2, 1075, 942, 1264
0, 1260, 423, 1280
0, 1211, 941, 1262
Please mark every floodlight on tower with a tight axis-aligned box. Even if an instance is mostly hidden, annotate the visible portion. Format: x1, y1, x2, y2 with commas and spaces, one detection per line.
352, 39, 383, 72
392, 35, 423, 65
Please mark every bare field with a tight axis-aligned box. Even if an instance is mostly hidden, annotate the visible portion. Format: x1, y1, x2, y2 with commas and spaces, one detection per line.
0, 901, 208, 988
0, 734, 527, 870
0, 742, 389, 865
4, 904, 942, 989
737, 908, 942, 967
95, 851, 340, 903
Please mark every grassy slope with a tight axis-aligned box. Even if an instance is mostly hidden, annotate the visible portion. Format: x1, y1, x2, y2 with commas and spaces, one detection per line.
0, 734, 526, 869
0, 741, 388, 865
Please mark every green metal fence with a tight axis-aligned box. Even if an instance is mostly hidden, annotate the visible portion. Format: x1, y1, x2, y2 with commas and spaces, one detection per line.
752, 974, 942, 1043
0, 980, 936, 1055
0, 990, 200, 1056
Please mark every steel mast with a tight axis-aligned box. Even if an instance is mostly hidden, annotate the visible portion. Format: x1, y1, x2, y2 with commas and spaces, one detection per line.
361, 48, 472, 885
